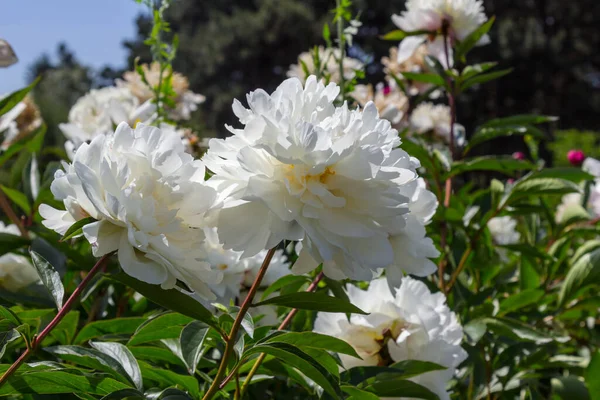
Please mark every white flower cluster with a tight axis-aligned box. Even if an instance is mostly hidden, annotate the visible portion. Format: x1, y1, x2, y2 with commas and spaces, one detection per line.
392, 0, 488, 68
200, 227, 290, 303
41, 122, 221, 299
287, 46, 363, 85
487, 216, 520, 246
0, 223, 39, 292
204, 76, 439, 287
314, 277, 467, 400
410, 102, 465, 147
59, 65, 204, 157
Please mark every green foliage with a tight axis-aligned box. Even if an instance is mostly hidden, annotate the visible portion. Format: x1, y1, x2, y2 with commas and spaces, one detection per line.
549, 129, 600, 167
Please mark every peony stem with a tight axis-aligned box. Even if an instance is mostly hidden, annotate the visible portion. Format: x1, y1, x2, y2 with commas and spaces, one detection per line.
236, 272, 325, 396
0, 187, 28, 238
202, 247, 277, 400
0, 253, 112, 388
438, 30, 457, 291
336, 0, 345, 100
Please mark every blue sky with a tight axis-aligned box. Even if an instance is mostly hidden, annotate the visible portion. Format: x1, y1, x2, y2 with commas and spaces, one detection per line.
1, 0, 142, 94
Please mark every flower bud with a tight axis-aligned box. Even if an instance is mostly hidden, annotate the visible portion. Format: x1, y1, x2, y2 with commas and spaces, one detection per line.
567, 150, 585, 166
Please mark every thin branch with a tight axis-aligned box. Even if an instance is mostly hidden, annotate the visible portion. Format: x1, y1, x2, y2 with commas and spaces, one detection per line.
202, 247, 277, 400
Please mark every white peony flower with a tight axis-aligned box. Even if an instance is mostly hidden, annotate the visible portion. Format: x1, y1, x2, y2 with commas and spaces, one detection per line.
0, 223, 39, 291
204, 76, 438, 283
487, 216, 520, 245
287, 46, 364, 84
200, 227, 291, 302
351, 83, 409, 126
392, 0, 489, 68
314, 277, 467, 400
59, 86, 156, 156
40, 122, 221, 299
117, 62, 205, 121
409, 102, 465, 148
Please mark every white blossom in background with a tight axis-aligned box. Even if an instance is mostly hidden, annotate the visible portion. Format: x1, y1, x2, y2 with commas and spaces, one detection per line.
314, 277, 467, 400
204, 75, 439, 284
287, 47, 364, 84
409, 102, 465, 147
40, 122, 222, 299
487, 216, 520, 245
392, 0, 489, 68
59, 87, 155, 155
0, 95, 42, 150
118, 62, 205, 121
200, 227, 291, 302
0, 223, 39, 291
351, 82, 409, 126
381, 46, 438, 97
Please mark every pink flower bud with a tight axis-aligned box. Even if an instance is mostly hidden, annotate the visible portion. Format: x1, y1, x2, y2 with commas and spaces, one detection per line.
507, 178, 515, 184
383, 86, 391, 96
512, 152, 526, 160
567, 150, 585, 166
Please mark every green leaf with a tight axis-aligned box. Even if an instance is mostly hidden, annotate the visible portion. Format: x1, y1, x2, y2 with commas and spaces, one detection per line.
0, 330, 20, 359
253, 292, 367, 315
0, 305, 23, 326
229, 306, 255, 338
460, 68, 513, 91
341, 386, 380, 400
129, 312, 192, 346
90, 342, 143, 391
447, 156, 534, 178
465, 125, 545, 154
109, 272, 220, 331
365, 378, 439, 399
498, 289, 544, 315
30, 250, 64, 309
60, 216, 97, 242
0, 124, 47, 168
0, 233, 30, 257
0, 77, 40, 117
100, 389, 144, 400
245, 342, 341, 397
75, 317, 145, 344
559, 248, 600, 307
0, 185, 30, 216
44, 345, 137, 387
586, 351, 600, 400
179, 321, 209, 375
461, 62, 498, 81
261, 275, 311, 300
519, 256, 541, 290
551, 376, 591, 400
455, 17, 495, 61
388, 360, 447, 379
400, 72, 446, 87
498, 244, 554, 261
381, 29, 429, 41
482, 114, 558, 128
511, 178, 581, 199
50, 311, 80, 345
128, 346, 186, 367
0, 370, 131, 395
263, 331, 360, 359
530, 167, 594, 183
138, 360, 200, 398
483, 317, 567, 344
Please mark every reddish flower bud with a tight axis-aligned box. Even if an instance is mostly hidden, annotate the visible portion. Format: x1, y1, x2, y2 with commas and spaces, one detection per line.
567, 150, 585, 166
382, 86, 391, 96
512, 151, 526, 160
